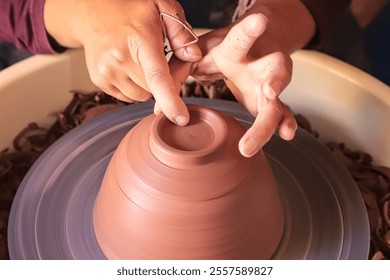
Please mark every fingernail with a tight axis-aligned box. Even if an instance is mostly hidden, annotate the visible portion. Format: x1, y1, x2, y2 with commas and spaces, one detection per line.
173, 113, 189, 126
288, 126, 296, 140
185, 46, 202, 58
257, 13, 269, 24
240, 137, 260, 157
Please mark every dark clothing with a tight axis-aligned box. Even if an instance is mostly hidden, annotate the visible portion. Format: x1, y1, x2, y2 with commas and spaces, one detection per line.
0, 0, 54, 53
179, 0, 238, 28
301, 0, 351, 48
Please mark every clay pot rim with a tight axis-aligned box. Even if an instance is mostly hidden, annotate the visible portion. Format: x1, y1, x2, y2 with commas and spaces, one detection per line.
148, 105, 229, 168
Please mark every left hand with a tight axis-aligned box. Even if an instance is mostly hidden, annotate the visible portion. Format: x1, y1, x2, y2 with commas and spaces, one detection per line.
169, 13, 297, 157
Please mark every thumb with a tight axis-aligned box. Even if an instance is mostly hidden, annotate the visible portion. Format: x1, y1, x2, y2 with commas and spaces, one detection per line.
158, 1, 202, 62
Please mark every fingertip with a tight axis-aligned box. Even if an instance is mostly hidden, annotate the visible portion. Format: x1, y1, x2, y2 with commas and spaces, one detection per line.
256, 13, 269, 25
279, 124, 297, 141
158, 98, 190, 126
238, 136, 262, 158
154, 104, 190, 127
179, 45, 202, 62
243, 13, 268, 37
168, 101, 190, 126
172, 112, 190, 126
278, 107, 298, 141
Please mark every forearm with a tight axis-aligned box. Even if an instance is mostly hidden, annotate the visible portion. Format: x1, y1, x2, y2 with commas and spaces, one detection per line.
241, 0, 316, 55
234, 0, 351, 55
43, 0, 85, 48
0, 0, 55, 53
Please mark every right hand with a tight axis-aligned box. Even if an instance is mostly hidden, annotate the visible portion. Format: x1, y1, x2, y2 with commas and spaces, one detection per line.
44, 0, 202, 126
169, 14, 297, 157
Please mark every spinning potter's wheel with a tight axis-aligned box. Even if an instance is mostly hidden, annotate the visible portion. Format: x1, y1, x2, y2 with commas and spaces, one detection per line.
8, 98, 370, 259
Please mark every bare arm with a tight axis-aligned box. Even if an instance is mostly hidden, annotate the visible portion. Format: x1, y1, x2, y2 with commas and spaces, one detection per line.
170, 0, 350, 157
44, 0, 202, 126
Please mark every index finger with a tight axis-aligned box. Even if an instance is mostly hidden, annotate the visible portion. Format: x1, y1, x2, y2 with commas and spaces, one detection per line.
238, 95, 283, 157
138, 39, 189, 126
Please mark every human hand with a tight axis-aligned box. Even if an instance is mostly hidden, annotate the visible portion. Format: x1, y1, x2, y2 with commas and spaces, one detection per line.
44, 0, 201, 126
208, 14, 297, 157
170, 14, 297, 157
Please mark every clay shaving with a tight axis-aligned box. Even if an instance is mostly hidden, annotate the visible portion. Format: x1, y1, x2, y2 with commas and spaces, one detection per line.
0, 81, 389, 260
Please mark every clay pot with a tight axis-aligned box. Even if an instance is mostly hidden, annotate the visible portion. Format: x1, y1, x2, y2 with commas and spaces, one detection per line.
93, 104, 284, 259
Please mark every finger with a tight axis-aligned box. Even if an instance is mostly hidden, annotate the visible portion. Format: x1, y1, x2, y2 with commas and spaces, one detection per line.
108, 89, 136, 103
115, 75, 153, 102
90, 58, 152, 102
216, 13, 268, 63
253, 52, 292, 100
138, 41, 189, 126
238, 96, 283, 157
154, 102, 162, 115
277, 104, 297, 141
97, 81, 135, 103
225, 79, 257, 115
191, 54, 225, 82
106, 65, 152, 102
161, 12, 202, 62
158, 0, 202, 62
169, 56, 193, 90
153, 56, 192, 115
87, 66, 135, 104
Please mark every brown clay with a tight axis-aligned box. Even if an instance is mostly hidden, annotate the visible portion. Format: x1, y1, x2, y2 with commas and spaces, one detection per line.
93, 105, 284, 259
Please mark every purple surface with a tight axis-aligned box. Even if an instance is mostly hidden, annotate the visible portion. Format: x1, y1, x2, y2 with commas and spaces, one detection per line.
8, 99, 369, 259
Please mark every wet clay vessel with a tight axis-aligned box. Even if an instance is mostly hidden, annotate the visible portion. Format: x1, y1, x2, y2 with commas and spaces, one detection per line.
93, 104, 284, 259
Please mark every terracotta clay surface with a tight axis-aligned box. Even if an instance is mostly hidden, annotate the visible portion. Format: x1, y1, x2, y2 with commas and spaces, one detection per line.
93, 105, 284, 259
